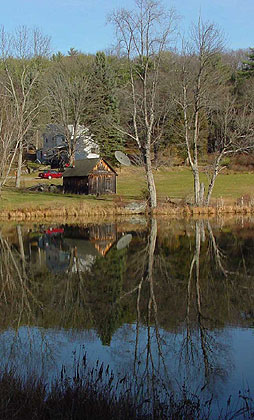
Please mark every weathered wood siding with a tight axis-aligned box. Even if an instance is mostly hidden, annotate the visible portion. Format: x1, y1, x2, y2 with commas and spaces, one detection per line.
63, 176, 89, 194
88, 159, 116, 194
88, 174, 116, 195
63, 159, 117, 195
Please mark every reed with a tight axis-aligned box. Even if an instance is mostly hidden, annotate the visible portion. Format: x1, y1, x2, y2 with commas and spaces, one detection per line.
0, 364, 253, 420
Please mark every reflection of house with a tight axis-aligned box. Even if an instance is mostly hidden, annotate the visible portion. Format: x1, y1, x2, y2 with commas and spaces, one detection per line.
46, 246, 70, 274
36, 124, 99, 164
63, 158, 117, 195
28, 223, 118, 274
64, 238, 99, 272
38, 233, 71, 274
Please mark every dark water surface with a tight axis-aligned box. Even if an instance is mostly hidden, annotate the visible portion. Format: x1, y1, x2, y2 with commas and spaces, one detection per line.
1, 217, 254, 413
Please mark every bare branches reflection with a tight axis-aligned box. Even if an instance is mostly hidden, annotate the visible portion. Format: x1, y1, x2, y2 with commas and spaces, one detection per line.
0, 218, 254, 406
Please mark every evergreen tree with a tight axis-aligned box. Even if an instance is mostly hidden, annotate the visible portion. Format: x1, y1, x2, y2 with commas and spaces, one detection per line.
89, 247, 129, 346
87, 52, 123, 162
239, 48, 254, 78
51, 51, 64, 62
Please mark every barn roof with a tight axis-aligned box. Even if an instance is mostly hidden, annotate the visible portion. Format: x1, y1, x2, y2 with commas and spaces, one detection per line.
63, 158, 117, 178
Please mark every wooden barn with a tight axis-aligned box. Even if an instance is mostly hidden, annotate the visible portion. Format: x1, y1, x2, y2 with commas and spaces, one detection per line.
63, 158, 117, 195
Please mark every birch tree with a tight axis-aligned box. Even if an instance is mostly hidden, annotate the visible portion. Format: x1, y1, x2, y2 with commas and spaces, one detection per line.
175, 20, 254, 206
204, 91, 254, 205
175, 20, 225, 206
0, 93, 19, 193
0, 26, 50, 188
110, 0, 176, 210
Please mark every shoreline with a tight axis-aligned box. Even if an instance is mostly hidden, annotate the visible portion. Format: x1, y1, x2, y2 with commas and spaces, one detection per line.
1, 202, 254, 221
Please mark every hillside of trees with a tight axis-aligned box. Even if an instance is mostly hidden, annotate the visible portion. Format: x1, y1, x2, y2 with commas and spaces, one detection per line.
1, 0, 254, 208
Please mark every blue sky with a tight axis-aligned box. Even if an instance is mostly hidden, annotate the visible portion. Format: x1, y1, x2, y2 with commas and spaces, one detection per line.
1, 0, 253, 54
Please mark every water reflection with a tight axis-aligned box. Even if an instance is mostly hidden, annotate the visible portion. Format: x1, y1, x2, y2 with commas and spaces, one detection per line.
29, 224, 119, 274
179, 220, 231, 395
1, 218, 254, 409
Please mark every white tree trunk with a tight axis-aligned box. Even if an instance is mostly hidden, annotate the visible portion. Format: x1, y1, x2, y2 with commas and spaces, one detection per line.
193, 166, 201, 206
205, 153, 224, 206
144, 147, 157, 210
15, 141, 23, 188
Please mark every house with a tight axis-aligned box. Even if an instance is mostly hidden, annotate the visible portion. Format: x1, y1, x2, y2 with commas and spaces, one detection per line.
37, 124, 99, 165
63, 158, 117, 195
67, 125, 99, 160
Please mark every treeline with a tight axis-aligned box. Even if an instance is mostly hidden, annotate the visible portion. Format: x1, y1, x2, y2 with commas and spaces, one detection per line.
0, 0, 254, 206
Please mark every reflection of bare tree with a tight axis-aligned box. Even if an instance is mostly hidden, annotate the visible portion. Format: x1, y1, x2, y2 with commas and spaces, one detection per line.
181, 220, 231, 393
207, 221, 228, 278
0, 226, 43, 328
16, 225, 26, 275
57, 247, 93, 329
120, 218, 172, 408
0, 225, 58, 377
2, 219, 254, 407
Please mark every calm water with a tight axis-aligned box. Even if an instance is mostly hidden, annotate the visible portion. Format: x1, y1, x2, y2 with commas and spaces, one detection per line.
1, 217, 254, 413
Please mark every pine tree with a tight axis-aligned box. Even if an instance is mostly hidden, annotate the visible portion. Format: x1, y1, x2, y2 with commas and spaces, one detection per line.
87, 52, 123, 162
240, 48, 254, 78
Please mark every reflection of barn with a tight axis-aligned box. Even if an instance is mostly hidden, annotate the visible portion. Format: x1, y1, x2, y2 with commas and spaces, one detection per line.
63, 158, 117, 195
64, 224, 117, 257
89, 224, 117, 256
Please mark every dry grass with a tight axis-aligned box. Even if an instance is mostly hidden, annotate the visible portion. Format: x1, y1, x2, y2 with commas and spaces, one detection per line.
0, 365, 253, 420
1, 198, 254, 221
0, 206, 136, 221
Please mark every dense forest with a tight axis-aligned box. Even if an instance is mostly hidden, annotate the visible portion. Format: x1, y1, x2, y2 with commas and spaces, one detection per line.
0, 0, 254, 208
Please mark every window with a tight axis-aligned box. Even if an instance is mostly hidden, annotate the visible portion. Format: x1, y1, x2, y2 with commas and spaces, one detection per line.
106, 178, 111, 191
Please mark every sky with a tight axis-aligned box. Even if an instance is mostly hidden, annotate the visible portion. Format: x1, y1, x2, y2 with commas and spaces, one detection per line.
1, 0, 253, 55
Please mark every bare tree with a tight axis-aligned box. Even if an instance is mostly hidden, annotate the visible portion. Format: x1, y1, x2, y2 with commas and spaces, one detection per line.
47, 57, 90, 166
0, 93, 19, 193
0, 26, 51, 188
110, 0, 176, 210
174, 20, 226, 205
174, 20, 254, 206
204, 92, 254, 205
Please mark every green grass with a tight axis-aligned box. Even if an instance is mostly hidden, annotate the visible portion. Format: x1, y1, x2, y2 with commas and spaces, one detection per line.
155, 168, 254, 201
154, 167, 195, 199
116, 166, 146, 199
118, 167, 254, 202
0, 188, 113, 211
1, 167, 254, 211
212, 172, 254, 199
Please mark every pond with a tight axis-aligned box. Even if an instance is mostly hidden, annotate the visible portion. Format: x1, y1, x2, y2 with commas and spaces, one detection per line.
1, 216, 254, 416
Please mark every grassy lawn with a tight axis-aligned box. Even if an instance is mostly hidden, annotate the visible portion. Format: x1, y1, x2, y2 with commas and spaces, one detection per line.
118, 167, 254, 203
1, 167, 254, 211
211, 172, 254, 200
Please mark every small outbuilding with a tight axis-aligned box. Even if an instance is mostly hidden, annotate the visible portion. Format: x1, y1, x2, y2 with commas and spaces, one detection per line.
63, 158, 117, 195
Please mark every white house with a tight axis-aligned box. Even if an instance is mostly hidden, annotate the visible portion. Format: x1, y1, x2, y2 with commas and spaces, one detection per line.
67, 125, 99, 160
37, 124, 99, 164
